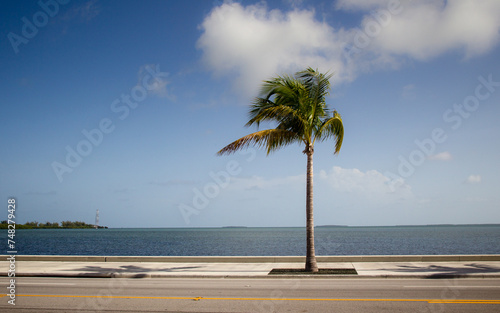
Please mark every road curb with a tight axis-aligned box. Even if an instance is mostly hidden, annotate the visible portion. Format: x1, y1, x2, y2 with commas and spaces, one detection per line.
4, 254, 500, 263
7, 272, 500, 279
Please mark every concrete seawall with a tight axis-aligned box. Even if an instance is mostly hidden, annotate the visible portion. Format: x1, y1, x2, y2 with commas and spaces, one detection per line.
4, 255, 500, 263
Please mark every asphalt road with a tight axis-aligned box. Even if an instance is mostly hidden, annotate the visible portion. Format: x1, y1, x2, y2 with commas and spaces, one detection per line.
1, 277, 499, 313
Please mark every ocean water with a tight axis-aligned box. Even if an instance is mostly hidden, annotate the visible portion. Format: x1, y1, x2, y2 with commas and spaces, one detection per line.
5, 225, 500, 256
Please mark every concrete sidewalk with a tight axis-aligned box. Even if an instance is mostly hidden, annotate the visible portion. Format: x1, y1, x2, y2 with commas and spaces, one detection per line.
2, 255, 500, 279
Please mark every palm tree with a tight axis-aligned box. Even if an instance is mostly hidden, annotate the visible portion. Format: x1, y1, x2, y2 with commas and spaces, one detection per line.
218, 68, 344, 272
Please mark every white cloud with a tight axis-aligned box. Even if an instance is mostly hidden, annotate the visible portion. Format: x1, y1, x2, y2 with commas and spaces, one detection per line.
227, 166, 413, 198
137, 64, 171, 98
208, 166, 420, 226
197, 1, 500, 97
63, 0, 101, 22
284, 0, 305, 8
221, 166, 413, 215
335, 0, 389, 11
366, 0, 500, 60
466, 175, 481, 184
197, 2, 354, 97
402, 84, 416, 100
319, 166, 413, 200
428, 151, 452, 161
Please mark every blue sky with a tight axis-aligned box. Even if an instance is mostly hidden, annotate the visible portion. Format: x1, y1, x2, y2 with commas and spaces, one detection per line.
1, 0, 499, 228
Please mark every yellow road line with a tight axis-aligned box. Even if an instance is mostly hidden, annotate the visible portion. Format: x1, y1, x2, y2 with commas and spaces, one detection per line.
14, 294, 500, 304
429, 300, 500, 304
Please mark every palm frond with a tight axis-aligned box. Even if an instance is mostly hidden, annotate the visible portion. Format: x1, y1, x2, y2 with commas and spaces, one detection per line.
297, 67, 333, 102
296, 68, 334, 128
247, 102, 308, 131
315, 111, 344, 154
217, 129, 299, 156
218, 67, 343, 156
248, 75, 310, 132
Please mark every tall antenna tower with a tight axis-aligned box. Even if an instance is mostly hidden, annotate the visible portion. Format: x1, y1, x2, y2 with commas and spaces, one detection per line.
95, 209, 99, 229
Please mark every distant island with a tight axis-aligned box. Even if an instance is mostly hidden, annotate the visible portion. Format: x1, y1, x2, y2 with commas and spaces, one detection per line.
0, 220, 108, 229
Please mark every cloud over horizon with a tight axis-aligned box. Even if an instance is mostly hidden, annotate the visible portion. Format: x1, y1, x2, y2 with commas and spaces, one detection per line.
428, 151, 452, 161
225, 166, 413, 206
466, 175, 482, 184
319, 166, 413, 201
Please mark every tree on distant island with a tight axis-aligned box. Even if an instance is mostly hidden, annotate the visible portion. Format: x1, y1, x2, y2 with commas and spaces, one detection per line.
218, 68, 344, 272
0, 220, 107, 229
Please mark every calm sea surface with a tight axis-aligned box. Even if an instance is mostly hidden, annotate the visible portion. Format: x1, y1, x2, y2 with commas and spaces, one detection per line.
5, 226, 500, 256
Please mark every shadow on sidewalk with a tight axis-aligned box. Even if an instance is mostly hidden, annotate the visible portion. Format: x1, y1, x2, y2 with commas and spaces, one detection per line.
64, 265, 202, 277
386, 263, 500, 278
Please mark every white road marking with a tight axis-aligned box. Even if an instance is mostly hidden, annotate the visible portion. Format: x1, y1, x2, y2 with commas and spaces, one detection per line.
404, 286, 500, 288
20, 283, 77, 285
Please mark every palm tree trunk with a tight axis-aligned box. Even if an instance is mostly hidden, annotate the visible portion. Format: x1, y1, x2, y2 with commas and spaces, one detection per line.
305, 146, 318, 272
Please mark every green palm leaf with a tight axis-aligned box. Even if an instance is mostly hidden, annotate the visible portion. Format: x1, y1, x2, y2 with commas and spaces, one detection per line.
315, 111, 344, 154
217, 129, 299, 156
